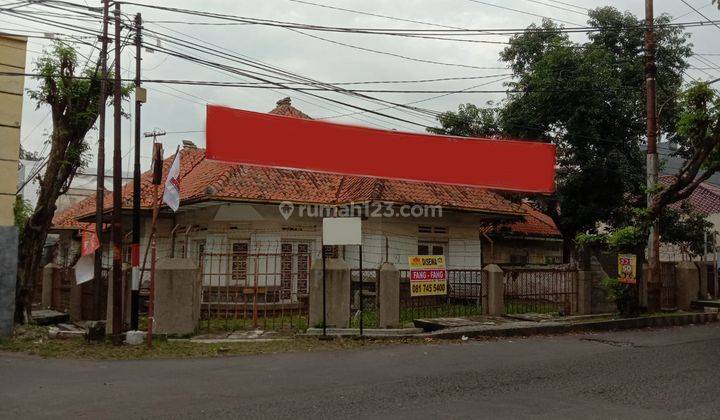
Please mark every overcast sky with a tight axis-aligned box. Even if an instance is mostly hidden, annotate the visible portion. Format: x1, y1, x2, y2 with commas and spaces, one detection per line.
5, 0, 720, 172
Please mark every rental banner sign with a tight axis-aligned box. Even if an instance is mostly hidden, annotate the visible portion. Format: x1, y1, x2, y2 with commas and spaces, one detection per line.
408, 255, 447, 297
205, 105, 556, 193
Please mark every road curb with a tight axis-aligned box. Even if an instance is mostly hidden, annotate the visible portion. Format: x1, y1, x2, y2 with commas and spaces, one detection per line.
420, 312, 719, 339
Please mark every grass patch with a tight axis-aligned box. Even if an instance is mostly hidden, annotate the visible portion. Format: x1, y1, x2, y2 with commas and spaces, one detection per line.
0, 325, 425, 360
197, 316, 309, 334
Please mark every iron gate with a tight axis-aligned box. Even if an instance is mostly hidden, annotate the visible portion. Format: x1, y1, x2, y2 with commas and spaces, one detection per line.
199, 250, 310, 332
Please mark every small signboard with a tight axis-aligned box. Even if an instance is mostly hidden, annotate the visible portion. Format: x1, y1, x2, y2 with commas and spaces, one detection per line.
322, 217, 362, 245
408, 255, 447, 296
618, 254, 637, 284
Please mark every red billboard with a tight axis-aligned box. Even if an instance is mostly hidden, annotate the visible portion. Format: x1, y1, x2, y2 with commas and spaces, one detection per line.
205, 105, 556, 193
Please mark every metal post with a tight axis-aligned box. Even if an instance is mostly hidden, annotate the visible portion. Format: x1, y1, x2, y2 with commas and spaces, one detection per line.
130, 12, 143, 331
714, 233, 718, 298
359, 244, 363, 336
111, 1, 123, 340
644, 0, 659, 310
93, 0, 109, 321
322, 245, 326, 337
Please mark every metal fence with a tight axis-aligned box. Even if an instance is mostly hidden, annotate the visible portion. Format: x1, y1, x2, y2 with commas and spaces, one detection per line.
398, 269, 485, 324
199, 250, 310, 332
350, 269, 380, 328
503, 268, 577, 314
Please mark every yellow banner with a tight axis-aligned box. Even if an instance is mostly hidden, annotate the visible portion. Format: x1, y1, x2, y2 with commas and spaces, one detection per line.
618, 254, 637, 284
408, 255, 446, 269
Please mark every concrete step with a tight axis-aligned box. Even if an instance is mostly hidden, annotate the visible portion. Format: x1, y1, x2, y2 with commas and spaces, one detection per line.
692, 300, 720, 309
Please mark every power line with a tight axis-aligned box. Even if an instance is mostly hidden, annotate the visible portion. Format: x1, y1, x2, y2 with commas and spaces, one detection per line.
465, 0, 582, 27
109, 1, 720, 36
522, 0, 588, 16
680, 0, 720, 32
285, 27, 508, 71
287, 0, 466, 30
138, 23, 444, 120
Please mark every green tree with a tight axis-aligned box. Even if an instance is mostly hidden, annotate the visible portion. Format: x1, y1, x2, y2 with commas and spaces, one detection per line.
15, 43, 130, 323
648, 84, 720, 220
427, 103, 502, 138
430, 8, 692, 259
13, 196, 32, 231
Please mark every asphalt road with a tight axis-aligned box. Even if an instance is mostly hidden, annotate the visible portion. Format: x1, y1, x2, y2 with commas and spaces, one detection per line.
2, 324, 720, 419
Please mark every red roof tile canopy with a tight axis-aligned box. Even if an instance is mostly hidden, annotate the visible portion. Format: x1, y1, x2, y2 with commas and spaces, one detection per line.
480, 203, 561, 238
206, 105, 557, 194
661, 175, 720, 215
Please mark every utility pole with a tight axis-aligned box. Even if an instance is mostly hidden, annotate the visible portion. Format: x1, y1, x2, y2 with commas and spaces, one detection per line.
644, 0, 659, 311
130, 12, 144, 331
94, 0, 109, 321
111, 1, 123, 341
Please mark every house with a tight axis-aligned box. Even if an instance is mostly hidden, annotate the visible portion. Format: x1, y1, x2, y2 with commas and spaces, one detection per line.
480, 202, 563, 267
51, 98, 561, 305
660, 175, 720, 262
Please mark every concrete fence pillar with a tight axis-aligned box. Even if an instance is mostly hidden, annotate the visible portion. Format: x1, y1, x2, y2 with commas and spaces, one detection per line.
41, 263, 58, 309
484, 264, 504, 316
676, 261, 700, 311
309, 258, 350, 329
378, 262, 400, 328
576, 271, 592, 315
153, 258, 201, 336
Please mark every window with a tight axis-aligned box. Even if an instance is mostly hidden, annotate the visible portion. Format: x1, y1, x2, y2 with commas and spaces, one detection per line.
281, 241, 313, 300
418, 241, 446, 257
510, 254, 528, 265
418, 226, 448, 234
194, 240, 206, 266
231, 242, 248, 282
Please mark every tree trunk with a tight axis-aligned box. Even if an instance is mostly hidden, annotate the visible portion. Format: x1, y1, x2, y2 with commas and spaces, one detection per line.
14, 133, 69, 323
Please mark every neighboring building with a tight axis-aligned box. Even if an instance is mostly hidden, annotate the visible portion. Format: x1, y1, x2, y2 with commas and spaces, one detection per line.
480, 202, 563, 267
0, 35, 26, 225
655, 142, 720, 187
0, 34, 27, 336
660, 175, 720, 262
17, 160, 131, 212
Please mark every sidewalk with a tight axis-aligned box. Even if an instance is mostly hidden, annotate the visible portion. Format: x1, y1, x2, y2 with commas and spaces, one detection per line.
303, 312, 719, 339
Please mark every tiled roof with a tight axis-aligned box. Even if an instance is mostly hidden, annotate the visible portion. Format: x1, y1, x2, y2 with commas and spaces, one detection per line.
268, 97, 312, 120
51, 193, 105, 231
480, 202, 561, 238
53, 99, 527, 229
661, 175, 720, 215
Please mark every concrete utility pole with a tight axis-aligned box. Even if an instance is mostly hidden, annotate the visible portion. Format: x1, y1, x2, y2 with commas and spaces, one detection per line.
130, 12, 143, 331
111, 1, 123, 341
94, 0, 109, 321
645, 0, 660, 310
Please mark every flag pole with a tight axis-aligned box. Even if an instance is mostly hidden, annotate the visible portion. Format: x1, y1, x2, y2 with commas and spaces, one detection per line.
147, 142, 163, 348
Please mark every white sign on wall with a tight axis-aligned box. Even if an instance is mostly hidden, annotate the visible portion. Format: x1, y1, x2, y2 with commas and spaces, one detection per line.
322, 217, 362, 245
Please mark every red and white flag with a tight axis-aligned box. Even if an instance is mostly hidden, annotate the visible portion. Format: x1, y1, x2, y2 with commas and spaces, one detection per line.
81, 230, 100, 256
163, 150, 181, 212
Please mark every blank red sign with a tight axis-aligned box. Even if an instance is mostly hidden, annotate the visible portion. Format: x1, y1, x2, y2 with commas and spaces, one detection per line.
205, 105, 556, 193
